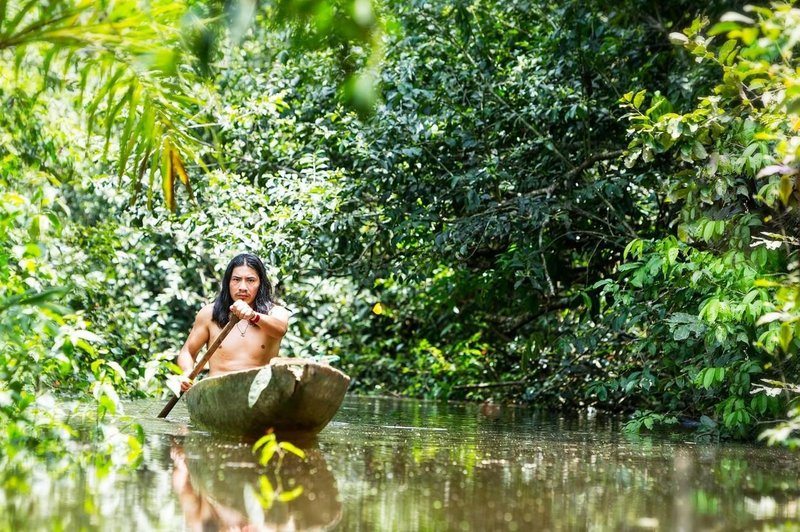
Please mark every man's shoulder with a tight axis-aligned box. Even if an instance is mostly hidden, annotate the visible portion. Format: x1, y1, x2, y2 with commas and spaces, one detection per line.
197, 303, 215, 321
269, 304, 291, 318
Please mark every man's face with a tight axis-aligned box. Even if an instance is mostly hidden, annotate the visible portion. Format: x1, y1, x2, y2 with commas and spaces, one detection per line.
229, 265, 260, 306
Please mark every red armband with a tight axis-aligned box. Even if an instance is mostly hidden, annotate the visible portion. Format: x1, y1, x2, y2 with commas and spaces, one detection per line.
249, 313, 261, 325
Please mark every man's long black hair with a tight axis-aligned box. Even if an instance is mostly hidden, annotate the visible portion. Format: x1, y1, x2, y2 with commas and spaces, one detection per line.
212, 253, 275, 327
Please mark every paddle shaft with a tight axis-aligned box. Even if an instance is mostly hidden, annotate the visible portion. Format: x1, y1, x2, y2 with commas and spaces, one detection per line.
158, 315, 241, 418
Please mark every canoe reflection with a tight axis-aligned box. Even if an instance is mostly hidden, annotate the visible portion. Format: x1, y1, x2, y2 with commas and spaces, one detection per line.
171, 435, 341, 531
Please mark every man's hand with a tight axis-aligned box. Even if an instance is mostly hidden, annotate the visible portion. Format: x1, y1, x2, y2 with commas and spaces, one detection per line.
165, 373, 193, 396
230, 299, 257, 321
180, 375, 194, 393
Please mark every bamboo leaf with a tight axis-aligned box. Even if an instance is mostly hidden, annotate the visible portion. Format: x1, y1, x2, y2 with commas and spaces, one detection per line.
182, 141, 211, 175
4, 0, 38, 38
161, 138, 174, 211
13, 44, 25, 79
0, 0, 7, 32
117, 84, 141, 180
147, 141, 160, 210
77, 62, 90, 106
103, 81, 132, 159
129, 144, 150, 207
85, 63, 112, 138
86, 65, 126, 123
61, 48, 75, 78
10, 0, 66, 43
171, 148, 194, 202
0, 287, 69, 313
41, 44, 60, 89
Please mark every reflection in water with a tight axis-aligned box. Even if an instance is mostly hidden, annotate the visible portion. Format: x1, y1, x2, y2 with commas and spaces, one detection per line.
323, 398, 800, 531
1, 397, 800, 530
171, 434, 341, 531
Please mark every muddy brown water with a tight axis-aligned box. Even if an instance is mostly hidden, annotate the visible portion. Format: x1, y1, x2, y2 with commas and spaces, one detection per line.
4, 396, 800, 530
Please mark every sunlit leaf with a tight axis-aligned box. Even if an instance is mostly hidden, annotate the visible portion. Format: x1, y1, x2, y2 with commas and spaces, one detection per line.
278, 441, 306, 459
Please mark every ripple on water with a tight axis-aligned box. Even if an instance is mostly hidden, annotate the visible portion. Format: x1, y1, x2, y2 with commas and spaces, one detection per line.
4, 395, 800, 531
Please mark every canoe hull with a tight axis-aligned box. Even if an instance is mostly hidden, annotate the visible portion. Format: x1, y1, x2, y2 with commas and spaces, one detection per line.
184, 358, 350, 437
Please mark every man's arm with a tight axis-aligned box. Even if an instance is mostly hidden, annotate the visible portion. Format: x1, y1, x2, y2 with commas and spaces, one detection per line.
230, 301, 290, 339
176, 305, 212, 389
255, 305, 290, 339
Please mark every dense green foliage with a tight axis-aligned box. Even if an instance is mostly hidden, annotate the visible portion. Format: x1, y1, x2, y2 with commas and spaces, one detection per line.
2, 0, 800, 493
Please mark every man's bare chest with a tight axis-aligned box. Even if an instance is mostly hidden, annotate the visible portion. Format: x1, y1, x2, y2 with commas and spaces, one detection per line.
207, 322, 276, 357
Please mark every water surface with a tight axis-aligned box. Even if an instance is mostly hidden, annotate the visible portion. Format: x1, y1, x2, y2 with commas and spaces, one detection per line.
4, 396, 800, 530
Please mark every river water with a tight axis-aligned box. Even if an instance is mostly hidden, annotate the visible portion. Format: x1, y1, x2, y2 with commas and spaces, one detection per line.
4, 396, 800, 530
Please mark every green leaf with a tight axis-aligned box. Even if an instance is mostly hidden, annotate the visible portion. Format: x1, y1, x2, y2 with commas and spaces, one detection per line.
703, 368, 715, 389
702, 298, 720, 323
278, 441, 306, 459
693, 141, 708, 160
106, 361, 126, 380
779, 322, 793, 353
4, 0, 38, 36
277, 486, 304, 502
259, 445, 276, 466
674, 326, 690, 341
117, 83, 140, 179
667, 246, 679, 265
742, 290, 759, 306
718, 39, 737, 64
633, 90, 646, 109
253, 433, 276, 453
161, 139, 174, 211
779, 175, 793, 206
0, 286, 69, 312
703, 221, 715, 242
668, 32, 689, 45
757, 312, 787, 326
708, 21, 741, 36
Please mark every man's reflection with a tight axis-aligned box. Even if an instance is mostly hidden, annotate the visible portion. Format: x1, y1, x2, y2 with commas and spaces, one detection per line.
172, 444, 252, 531
170, 436, 341, 531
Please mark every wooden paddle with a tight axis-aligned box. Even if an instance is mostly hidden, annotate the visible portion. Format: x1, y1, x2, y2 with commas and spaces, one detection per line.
158, 315, 241, 418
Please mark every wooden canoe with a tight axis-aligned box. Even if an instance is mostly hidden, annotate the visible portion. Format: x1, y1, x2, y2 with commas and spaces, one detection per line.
183, 358, 350, 437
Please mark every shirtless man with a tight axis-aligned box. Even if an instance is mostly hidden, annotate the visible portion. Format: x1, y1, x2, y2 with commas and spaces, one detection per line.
176, 253, 290, 391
